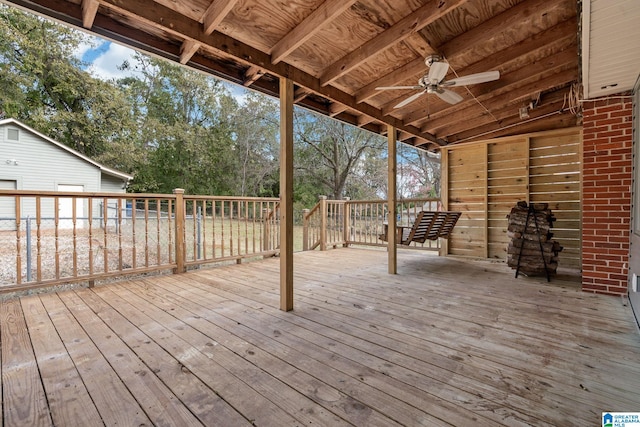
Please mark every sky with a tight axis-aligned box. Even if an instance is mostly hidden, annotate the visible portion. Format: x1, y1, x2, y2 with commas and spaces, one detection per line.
73, 36, 250, 103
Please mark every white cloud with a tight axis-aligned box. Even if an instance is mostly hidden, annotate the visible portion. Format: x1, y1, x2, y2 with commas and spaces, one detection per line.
86, 42, 139, 81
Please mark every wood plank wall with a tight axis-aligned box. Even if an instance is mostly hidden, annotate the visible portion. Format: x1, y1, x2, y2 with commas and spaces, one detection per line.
442, 128, 582, 268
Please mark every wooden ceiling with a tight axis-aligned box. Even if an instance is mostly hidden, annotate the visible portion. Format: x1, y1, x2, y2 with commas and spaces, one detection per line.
2, 0, 580, 150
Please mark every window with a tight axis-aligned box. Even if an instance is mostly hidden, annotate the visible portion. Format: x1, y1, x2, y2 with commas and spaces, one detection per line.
6, 128, 19, 140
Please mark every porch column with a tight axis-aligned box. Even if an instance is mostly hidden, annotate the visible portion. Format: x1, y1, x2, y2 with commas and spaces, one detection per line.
279, 77, 294, 311
387, 125, 397, 274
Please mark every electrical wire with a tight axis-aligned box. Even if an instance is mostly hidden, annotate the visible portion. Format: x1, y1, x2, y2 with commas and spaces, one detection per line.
446, 59, 500, 125
454, 108, 571, 144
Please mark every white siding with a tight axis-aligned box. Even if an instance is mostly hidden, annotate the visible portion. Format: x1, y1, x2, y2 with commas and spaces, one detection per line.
0, 123, 127, 222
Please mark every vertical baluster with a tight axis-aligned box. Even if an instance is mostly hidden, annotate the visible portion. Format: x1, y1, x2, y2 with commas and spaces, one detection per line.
87, 198, 93, 277
220, 200, 226, 257
131, 198, 137, 269
212, 200, 217, 259
15, 196, 21, 284
54, 197, 60, 279
244, 200, 249, 256
144, 199, 150, 267
252, 201, 256, 254
201, 200, 207, 260
102, 198, 108, 274
117, 198, 123, 270
71, 196, 78, 277
229, 200, 234, 256
191, 199, 197, 262
34, 197, 41, 281
156, 198, 161, 265
167, 199, 173, 265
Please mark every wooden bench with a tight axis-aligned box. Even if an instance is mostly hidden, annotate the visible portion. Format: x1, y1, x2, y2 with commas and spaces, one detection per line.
379, 211, 461, 245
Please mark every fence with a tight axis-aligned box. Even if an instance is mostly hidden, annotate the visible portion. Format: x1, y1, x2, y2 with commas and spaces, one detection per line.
0, 189, 280, 293
302, 196, 442, 251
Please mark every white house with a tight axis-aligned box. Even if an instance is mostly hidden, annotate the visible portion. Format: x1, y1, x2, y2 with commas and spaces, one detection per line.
0, 118, 132, 226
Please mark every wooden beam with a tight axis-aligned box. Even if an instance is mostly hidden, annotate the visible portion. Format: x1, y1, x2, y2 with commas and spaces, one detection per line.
271, 0, 357, 64
293, 87, 311, 103
81, 0, 99, 29
432, 87, 569, 137
243, 66, 265, 87
319, 0, 468, 86
390, 17, 577, 124
447, 100, 575, 143
202, 0, 239, 35
279, 77, 294, 312
387, 125, 397, 274
179, 39, 200, 64
329, 103, 348, 117
440, 0, 568, 60
356, 114, 375, 127
14, 0, 440, 145
423, 67, 578, 134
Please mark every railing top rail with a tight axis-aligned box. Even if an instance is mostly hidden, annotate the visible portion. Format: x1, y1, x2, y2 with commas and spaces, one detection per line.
184, 195, 280, 202
345, 198, 440, 205
0, 189, 177, 199
304, 202, 321, 219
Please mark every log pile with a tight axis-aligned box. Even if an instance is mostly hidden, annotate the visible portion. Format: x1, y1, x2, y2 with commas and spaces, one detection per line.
506, 201, 563, 277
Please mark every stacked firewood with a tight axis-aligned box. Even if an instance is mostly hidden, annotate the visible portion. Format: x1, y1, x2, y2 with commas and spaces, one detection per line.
506, 201, 563, 276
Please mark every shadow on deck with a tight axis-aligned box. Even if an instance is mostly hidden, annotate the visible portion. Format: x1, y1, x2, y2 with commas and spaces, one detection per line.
1, 248, 638, 426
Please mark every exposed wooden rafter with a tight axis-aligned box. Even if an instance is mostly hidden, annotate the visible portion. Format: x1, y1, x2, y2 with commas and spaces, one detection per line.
179, 39, 200, 64
1, 0, 580, 147
319, 0, 469, 86
81, 0, 98, 29
270, 0, 357, 65
243, 66, 265, 86
202, 0, 239, 35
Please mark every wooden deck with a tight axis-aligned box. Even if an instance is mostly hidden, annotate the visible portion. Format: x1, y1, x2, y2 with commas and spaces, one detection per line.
1, 248, 639, 426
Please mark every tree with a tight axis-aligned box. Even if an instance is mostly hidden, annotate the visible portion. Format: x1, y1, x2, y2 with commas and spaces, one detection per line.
0, 6, 140, 171
120, 54, 239, 195
294, 112, 386, 199
229, 91, 280, 197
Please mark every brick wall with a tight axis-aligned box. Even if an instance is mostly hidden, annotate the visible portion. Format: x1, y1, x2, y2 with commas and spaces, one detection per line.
582, 94, 633, 295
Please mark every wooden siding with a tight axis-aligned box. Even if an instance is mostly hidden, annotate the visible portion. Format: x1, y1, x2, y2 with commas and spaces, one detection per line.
443, 128, 582, 268
0, 248, 638, 426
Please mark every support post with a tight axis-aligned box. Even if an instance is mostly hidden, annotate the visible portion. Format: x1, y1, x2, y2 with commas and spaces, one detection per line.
319, 195, 328, 251
279, 77, 294, 311
173, 188, 186, 274
387, 125, 397, 274
343, 197, 351, 247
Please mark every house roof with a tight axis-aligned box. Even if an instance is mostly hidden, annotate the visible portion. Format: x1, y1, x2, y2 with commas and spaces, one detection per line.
0, 118, 133, 181
2, 0, 639, 150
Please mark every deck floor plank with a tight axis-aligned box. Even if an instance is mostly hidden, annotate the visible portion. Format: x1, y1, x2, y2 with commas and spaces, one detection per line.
183, 264, 601, 426
56, 291, 203, 426
20, 296, 103, 426
2, 248, 640, 426
38, 293, 153, 426
225, 256, 640, 412
152, 274, 542, 427
88, 284, 343, 427
106, 280, 406, 426
0, 299, 52, 427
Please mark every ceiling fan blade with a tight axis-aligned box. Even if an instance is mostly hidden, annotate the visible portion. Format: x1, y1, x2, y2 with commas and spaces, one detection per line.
376, 85, 423, 90
435, 88, 463, 104
444, 70, 500, 87
394, 91, 426, 109
428, 61, 449, 84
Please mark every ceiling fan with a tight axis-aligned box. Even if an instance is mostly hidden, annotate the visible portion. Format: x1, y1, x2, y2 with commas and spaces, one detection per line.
376, 55, 500, 108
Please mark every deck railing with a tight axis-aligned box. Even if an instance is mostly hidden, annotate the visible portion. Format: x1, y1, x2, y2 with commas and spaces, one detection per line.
0, 189, 280, 293
303, 196, 442, 252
